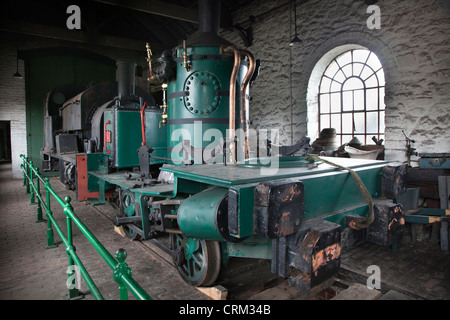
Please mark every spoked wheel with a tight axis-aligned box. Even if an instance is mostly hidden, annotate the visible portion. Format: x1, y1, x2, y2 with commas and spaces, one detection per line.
119, 190, 142, 240
170, 233, 221, 287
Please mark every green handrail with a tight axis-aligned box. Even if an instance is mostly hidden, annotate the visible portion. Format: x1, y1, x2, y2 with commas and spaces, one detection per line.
19, 154, 152, 300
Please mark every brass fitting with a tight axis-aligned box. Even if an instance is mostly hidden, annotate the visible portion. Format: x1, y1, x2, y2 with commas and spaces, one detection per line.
159, 83, 168, 128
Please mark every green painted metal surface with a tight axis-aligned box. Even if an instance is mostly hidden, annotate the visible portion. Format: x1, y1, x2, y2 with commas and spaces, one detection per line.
144, 110, 168, 165
167, 46, 246, 163
177, 187, 228, 240
104, 108, 167, 168
224, 236, 272, 259
161, 156, 388, 187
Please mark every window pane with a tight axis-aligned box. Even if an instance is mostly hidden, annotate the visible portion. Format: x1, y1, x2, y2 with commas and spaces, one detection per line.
334, 69, 346, 83
367, 112, 378, 133
330, 92, 341, 113
342, 135, 352, 144
320, 76, 332, 93
343, 77, 364, 91
319, 94, 330, 113
354, 134, 366, 145
380, 111, 385, 133
353, 62, 364, 76
331, 114, 341, 134
353, 49, 370, 63
379, 87, 385, 110
366, 52, 382, 71
366, 88, 378, 110
354, 89, 364, 110
320, 114, 330, 131
342, 113, 353, 133
324, 61, 339, 78
342, 91, 352, 111
336, 51, 352, 67
354, 112, 365, 133
360, 65, 374, 80
342, 64, 353, 78
330, 80, 341, 92
365, 74, 378, 88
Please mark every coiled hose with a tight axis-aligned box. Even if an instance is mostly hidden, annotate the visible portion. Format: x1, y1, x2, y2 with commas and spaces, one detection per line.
306, 155, 374, 230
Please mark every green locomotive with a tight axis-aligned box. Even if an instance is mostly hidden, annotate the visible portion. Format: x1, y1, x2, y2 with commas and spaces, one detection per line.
45, 0, 407, 291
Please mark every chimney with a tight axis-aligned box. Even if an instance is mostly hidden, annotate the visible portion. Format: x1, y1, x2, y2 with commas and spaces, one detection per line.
116, 60, 136, 98
188, 0, 232, 46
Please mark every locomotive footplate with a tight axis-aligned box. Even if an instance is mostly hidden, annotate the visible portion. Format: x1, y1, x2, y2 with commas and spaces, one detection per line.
272, 218, 341, 292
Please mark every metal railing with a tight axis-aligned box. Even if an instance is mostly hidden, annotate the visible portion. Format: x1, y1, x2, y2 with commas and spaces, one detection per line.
19, 154, 152, 300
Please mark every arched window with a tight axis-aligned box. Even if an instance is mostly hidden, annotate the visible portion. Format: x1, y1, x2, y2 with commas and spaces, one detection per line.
318, 49, 385, 145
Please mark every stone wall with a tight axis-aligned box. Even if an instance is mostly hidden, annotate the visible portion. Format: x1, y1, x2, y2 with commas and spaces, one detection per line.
222, 0, 450, 163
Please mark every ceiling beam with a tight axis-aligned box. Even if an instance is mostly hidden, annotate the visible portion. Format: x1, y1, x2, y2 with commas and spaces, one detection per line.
0, 19, 159, 52
91, 0, 199, 24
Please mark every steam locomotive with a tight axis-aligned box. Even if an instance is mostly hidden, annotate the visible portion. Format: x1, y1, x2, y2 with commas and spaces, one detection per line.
41, 0, 406, 291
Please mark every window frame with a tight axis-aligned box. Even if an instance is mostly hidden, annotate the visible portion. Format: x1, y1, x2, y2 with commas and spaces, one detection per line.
318, 49, 385, 145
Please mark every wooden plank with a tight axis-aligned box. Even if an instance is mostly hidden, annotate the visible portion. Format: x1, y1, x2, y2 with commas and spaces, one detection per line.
196, 285, 228, 300
379, 290, 416, 300
332, 283, 381, 300
114, 226, 126, 237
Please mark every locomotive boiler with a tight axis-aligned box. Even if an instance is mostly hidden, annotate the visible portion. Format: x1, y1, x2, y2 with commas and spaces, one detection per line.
42, 0, 407, 292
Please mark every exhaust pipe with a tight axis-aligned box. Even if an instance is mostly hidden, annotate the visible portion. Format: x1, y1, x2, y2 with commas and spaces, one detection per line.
116, 60, 136, 98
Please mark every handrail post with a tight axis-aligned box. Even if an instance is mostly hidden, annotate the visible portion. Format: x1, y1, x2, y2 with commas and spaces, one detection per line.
35, 167, 45, 223
25, 157, 30, 194
29, 160, 35, 204
64, 196, 84, 300
45, 178, 58, 249
114, 249, 131, 300
21, 154, 26, 187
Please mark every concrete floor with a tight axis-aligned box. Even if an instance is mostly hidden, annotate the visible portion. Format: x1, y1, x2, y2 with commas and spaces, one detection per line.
0, 161, 449, 301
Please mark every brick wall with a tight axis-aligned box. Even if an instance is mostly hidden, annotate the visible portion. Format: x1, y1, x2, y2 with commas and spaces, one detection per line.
223, 0, 450, 163
0, 32, 26, 179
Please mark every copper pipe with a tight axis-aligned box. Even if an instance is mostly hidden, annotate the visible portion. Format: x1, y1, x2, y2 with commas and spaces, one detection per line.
239, 49, 256, 160
221, 45, 240, 163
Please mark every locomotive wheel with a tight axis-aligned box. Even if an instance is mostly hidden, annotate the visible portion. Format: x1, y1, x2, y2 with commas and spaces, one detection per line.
170, 234, 221, 287
119, 190, 142, 240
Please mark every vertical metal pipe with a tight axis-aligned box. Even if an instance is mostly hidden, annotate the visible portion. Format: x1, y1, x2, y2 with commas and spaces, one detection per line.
65, 197, 80, 299
45, 178, 57, 248
239, 50, 256, 160
222, 45, 240, 163
21, 155, 26, 187
29, 160, 35, 204
25, 157, 30, 194
35, 167, 44, 222
198, 0, 221, 35
116, 60, 136, 98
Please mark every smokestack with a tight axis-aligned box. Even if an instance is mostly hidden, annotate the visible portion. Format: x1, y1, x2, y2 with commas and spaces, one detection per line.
116, 60, 136, 98
198, 0, 220, 35
188, 0, 232, 46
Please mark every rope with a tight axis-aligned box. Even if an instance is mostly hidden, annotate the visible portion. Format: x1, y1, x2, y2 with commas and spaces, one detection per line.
306, 155, 374, 230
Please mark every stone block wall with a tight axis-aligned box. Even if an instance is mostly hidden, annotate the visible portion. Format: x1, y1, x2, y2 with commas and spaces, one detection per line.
223, 0, 450, 163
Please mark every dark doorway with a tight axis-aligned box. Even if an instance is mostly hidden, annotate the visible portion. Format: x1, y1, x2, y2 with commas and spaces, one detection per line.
0, 121, 11, 162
